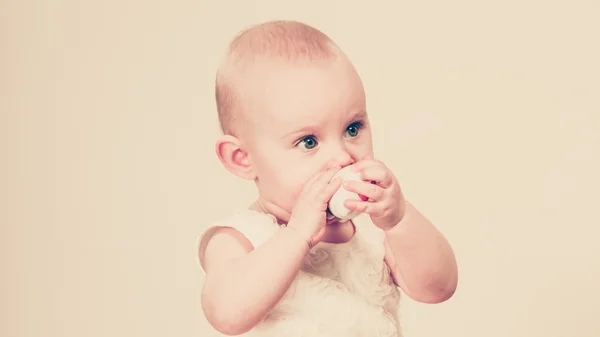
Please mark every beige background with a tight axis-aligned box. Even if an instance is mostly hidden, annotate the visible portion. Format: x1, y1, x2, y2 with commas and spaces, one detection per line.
2, 0, 599, 336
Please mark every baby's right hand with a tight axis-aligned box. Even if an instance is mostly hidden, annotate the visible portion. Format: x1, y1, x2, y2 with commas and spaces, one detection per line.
287, 165, 343, 248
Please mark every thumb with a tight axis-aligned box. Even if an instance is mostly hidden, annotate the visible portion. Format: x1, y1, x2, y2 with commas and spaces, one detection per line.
362, 154, 374, 160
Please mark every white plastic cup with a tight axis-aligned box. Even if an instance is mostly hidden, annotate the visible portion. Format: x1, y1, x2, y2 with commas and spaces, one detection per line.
327, 164, 369, 222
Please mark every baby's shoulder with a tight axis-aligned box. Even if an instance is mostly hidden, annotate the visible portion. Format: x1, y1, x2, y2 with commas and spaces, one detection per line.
196, 224, 252, 274
196, 209, 281, 272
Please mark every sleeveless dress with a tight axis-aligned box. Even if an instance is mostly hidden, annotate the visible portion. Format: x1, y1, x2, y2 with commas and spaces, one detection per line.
196, 209, 402, 337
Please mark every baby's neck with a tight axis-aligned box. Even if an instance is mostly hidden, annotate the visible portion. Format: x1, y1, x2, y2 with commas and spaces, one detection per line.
321, 220, 356, 244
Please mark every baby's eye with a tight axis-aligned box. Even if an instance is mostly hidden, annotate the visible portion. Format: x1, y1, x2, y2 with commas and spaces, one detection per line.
297, 136, 318, 150
345, 121, 364, 138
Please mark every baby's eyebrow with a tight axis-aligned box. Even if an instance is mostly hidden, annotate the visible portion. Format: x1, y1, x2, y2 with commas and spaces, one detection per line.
280, 110, 368, 140
341, 110, 368, 126
281, 125, 319, 139
350, 110, 367, 121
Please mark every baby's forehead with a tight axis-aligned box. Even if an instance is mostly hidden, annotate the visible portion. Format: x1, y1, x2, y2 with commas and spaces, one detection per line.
247, 97, 365, 142
238, 61, 364, 133
245, 98, 312, 134
215, 20, 349, 136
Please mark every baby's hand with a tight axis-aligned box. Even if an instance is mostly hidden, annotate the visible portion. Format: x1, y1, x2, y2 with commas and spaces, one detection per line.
343, 155, 405, 230
287, 165, 343, 248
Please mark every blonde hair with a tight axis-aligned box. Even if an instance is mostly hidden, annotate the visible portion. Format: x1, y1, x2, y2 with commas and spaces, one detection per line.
215, 20, 342, 136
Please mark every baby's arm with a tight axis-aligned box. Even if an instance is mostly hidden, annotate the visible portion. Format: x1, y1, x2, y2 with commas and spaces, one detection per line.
200, 225, 309, 336
383, 201, 458, 304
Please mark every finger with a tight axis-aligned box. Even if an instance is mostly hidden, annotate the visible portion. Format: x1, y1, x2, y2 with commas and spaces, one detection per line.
360, 166, 393, 188
314, 164, 342, 187
317, 176, 342, 204
344, 199, 386, 218
301, 172, 322, 194
362, 154, 374, 161
343, 180, 384, 201
352, 158, 379, 173
304, 165, 341, 192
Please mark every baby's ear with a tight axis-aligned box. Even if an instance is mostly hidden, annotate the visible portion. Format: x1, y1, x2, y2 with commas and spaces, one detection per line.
215, 135, 256, 180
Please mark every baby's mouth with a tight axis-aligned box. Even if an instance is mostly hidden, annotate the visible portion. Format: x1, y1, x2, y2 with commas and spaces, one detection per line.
326, 209, 341, 224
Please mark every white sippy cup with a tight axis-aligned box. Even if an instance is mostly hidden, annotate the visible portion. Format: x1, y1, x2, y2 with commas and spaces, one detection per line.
326, 164, 370, 222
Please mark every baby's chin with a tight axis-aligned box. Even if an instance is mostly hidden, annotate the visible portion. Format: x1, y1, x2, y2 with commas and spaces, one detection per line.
325, 210, 347, 225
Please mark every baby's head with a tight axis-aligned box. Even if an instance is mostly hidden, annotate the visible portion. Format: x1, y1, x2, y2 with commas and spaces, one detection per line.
214, 20, 374, 223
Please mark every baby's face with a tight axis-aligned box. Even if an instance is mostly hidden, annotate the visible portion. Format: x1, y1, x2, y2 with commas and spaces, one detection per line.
242, 58, 373, 222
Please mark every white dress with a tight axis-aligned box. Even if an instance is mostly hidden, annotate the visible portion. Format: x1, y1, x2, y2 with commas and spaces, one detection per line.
197, 209, 402, 337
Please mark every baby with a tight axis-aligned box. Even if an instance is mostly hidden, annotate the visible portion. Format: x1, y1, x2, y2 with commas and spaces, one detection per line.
197, 20, 458, 337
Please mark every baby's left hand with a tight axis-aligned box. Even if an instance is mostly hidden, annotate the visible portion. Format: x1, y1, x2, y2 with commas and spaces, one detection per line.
343, 155, 406, 230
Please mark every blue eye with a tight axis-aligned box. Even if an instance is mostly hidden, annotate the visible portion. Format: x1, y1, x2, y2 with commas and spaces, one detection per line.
345, 121, 364, 137
298, 136, 318, 150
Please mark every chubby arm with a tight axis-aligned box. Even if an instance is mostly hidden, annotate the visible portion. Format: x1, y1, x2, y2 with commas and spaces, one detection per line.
383, 201, 458, 304
200, 226, 309, 336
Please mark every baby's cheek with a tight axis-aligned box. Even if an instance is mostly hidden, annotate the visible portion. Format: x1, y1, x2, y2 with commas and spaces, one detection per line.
288, 176, 312, 204
276, 177, 304, 209
290, 183, 305, 202
284, 166, 321, 206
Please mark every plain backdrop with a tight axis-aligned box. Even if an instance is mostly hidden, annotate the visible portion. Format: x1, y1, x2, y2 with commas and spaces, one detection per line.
2, 1, 599, 336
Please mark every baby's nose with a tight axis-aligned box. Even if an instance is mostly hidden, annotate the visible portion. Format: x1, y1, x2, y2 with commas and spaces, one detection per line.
327, 152, 354, 169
